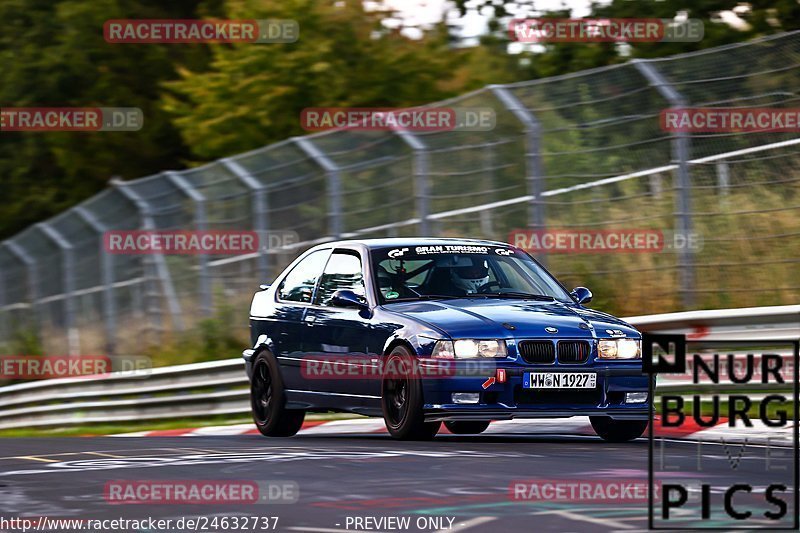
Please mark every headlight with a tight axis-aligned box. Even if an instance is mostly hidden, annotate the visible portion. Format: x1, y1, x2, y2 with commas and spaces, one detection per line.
432, 340, 455, 359
597, 339, 641, 359
432, 339, 507, 359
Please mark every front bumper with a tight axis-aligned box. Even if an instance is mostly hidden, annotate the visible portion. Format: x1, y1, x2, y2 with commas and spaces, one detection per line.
243, 349, 255, 379
421, 363, 650, 422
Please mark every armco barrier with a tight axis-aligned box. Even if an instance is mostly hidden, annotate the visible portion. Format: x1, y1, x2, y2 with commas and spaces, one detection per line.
0, 305, 796, 430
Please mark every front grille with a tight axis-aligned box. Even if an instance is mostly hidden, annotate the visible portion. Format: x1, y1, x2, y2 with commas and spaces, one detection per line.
557, 341, 591, 364
518, 341, 555, 364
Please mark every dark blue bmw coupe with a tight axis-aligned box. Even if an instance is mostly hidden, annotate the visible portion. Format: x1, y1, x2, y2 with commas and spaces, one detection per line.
243, 238, 650, 441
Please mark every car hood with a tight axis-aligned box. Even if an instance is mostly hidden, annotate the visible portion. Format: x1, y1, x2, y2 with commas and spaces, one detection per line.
383, 299, 638, 339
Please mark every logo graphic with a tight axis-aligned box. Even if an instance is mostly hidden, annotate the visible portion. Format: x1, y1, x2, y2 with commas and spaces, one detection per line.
495, 248, 513, 256
509, 229, 703, 254
642, 333, 686, 374
661, 108, 800, 133
649, 340, 799, 529
511, 479, 655, 502
300, 107, 496, 132
104, 19, 299, 44
104, 230, 259, 255
1, 108, 143, 131
509, 18, 703, 43
388, 248, 408, 259
545, 327, 558, 334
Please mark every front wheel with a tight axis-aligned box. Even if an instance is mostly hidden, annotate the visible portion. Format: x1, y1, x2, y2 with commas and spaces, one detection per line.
444, 421, 490, 434
590, 416, 647, 442
381, 346, 441, 440
250, 351, 305, 437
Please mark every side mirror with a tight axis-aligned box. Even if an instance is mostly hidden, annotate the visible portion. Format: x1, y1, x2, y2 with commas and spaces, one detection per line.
331, 289, 369, 310
570, 286, 593, 305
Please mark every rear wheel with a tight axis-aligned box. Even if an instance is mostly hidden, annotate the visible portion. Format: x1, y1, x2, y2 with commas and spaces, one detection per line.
444, 421, 490, 434
381, 346, 441, 440
251, 351, 305, 437
590, 416, 647, 442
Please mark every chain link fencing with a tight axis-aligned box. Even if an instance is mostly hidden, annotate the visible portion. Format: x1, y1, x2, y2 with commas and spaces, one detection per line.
1, 31, 798, 356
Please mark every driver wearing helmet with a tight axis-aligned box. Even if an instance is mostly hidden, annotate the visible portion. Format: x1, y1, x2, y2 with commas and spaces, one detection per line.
449, 259, 490, 295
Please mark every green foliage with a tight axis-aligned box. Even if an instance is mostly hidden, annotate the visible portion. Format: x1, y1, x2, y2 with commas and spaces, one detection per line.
144, 299, 246, 366
0, 0, 215, 239
1, 324, 43, 356
1, 0, 797, 335
163, 0, 458, 160
2, 0, 794, 241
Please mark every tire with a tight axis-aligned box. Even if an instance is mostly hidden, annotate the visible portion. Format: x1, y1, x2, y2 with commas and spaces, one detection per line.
381, 345, 441, 440
250, 351, 305, 437
590, 416, 647, 442
444, 421, 490, 434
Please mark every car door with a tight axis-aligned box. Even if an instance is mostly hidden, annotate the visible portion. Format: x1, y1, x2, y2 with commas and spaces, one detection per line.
272, 248, 330, 391
302, 249, 375, 398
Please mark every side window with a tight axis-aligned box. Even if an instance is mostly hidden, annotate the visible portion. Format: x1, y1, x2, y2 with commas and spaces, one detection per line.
315, 252, 365, 306
277, 250, 329, 303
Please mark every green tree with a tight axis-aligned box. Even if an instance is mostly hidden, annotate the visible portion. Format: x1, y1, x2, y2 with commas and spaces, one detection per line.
0, 0, 216, 239
164, 0, 458, 160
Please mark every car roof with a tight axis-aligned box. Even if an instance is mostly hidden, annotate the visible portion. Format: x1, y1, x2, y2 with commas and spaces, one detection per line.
310, 237, 512, 250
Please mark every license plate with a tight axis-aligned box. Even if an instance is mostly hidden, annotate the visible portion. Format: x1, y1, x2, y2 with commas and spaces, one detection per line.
524, 372, 596, 389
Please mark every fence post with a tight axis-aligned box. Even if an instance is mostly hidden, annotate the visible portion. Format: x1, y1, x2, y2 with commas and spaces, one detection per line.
649, 172, 664, 199
4, 241, 40, 348
165, 171, 212, 317
395, 130, 430, 235
221, 158, 269, 282
0, 257, 7, 345
634, 60, 695, 308
112, 179, 184, 332
293, 137, 343, 239
36, 223, 80, 355
74, 207, 116, 355
489, 85, 546, 260
480, 143, 496, 239
716, 161, 730, 196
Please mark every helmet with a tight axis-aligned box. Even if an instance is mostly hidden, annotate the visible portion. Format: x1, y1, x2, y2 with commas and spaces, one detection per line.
450, 261, 489, 294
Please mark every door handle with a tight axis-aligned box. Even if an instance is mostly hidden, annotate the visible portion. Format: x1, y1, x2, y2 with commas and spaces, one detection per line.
304, 314, 316, 325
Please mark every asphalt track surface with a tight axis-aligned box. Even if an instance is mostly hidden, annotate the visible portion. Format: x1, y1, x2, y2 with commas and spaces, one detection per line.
0, 430, 796, 533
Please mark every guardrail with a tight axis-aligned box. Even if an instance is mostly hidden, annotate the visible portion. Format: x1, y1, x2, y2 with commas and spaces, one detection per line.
0, 305, 797, 430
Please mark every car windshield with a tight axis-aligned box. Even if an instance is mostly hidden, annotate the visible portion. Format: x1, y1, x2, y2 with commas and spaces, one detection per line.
372, 245, 572, 303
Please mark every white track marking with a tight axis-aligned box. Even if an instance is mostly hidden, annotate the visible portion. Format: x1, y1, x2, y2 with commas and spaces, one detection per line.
298, 419, 386, 435
531, 509, 635, 529
287, 529, 389, 533
190, 423, 254, 435
286, 517, 496, 533
441, 516, 496, 531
